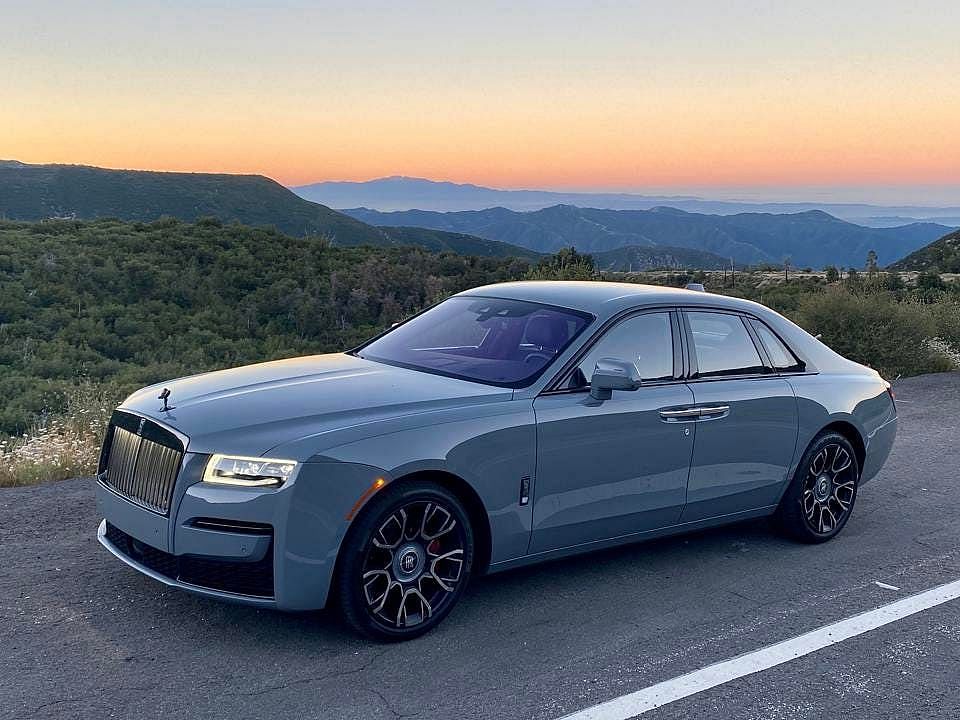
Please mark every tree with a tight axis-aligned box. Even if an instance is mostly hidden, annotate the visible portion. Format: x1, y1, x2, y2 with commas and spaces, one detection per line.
866, 250, 879, 277
916, 270, 946, 293
525, 247, 596, 281
824, 265, 840, 283
845, 268, 860, 289
884, 271, 905, 291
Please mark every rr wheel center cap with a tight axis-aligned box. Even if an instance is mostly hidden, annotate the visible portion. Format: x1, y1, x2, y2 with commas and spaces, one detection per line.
393, 543, 426, 581
814, 474, 832, 502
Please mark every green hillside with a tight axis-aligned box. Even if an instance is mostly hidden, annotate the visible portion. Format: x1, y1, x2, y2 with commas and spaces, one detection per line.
0, 160, 386, 244
376, 226, 540, 259
0, 218, 531, 434
889, 229, 960, 272
0, 161, 534, 258
1, 218, 958, 439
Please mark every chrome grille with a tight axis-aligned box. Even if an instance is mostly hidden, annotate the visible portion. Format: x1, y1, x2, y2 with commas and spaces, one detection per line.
101, 419, 183, 515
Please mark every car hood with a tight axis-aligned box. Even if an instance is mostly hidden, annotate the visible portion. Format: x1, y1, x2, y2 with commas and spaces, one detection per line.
120, 353, 511, 458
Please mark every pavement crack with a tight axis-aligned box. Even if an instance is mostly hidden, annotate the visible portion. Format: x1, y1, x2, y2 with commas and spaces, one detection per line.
14, 693, 112, 720
234, 648, 392, 698
365, 685, 420, 719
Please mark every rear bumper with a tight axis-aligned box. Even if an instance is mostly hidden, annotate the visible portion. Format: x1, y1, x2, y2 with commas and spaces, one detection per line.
862, 415, 897, 484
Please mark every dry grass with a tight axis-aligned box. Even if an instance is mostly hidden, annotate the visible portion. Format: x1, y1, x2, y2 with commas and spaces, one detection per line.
0, 384, 114, 488
925, 337, 960, 370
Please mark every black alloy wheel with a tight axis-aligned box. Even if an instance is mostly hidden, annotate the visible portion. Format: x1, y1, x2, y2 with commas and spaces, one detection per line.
802, 442, 857, 534
337, 480, 474, 641
776, 431, 860, 543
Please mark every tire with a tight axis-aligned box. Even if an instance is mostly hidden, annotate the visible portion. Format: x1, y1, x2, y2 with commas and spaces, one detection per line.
335, 480, 474, 642
775, 431, 861, 543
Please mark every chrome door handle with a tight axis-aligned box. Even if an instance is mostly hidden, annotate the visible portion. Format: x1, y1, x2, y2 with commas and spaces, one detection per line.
659, 405, 730, 422
659, 407, 702, 421
698, 405, 730, 417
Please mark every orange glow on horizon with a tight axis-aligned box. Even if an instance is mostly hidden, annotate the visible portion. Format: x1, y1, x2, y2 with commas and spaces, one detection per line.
8, 137, 959, 193
7, 77, 958, 191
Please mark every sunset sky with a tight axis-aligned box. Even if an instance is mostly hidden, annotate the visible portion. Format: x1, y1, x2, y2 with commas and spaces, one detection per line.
3, 0, 959, 202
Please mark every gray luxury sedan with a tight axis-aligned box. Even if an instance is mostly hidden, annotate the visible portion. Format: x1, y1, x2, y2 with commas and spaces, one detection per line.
96, 281, 897, 640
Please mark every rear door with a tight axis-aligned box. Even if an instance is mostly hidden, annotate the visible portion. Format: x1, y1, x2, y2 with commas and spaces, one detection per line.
679, 309, 798, 522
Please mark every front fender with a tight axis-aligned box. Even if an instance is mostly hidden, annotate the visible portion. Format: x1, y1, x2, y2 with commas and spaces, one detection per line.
174, 459, 391, 611
283, 399, 537, 565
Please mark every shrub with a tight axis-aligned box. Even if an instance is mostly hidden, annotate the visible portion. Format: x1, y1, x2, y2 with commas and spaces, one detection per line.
793, 289, 954, 379
930, 298, 960, 350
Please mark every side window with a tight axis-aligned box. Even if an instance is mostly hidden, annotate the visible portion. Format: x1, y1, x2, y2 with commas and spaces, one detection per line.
687, 311, 766, 377
574, 312, 674, 386
750, 319, 803, 372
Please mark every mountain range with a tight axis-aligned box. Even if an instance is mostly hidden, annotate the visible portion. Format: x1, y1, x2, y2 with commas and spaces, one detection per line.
293, 176, 960, 227
344, 205, 951, 268
3, 161, 953, 271
0, 161, 531, 258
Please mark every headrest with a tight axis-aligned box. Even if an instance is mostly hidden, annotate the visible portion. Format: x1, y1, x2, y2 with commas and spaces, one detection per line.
526, 315, 569, 351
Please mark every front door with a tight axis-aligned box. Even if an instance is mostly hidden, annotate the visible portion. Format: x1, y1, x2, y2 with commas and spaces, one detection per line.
530, 311, 696, 553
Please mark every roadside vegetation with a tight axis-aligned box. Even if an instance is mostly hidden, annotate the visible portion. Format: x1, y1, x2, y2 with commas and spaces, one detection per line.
0, 384, 111, 488
1, 220, 957, 486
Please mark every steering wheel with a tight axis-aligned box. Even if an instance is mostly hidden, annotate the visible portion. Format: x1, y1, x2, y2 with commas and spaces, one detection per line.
523, 351, 553, 364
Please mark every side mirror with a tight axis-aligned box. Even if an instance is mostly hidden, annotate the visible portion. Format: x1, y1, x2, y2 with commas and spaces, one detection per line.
589, 358, 642, 400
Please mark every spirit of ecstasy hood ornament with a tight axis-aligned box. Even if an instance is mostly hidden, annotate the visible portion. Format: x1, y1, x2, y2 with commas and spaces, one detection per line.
158, 387, 175, 412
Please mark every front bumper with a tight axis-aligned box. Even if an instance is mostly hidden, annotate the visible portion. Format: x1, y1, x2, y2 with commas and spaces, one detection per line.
96, 455, 390, 610
98, 519, 277, 607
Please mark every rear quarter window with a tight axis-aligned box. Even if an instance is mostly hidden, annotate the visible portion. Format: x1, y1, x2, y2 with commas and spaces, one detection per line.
749, 319, 805, 372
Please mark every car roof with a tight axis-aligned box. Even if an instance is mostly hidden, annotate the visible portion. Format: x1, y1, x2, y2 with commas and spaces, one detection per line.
457, 280, 764, 318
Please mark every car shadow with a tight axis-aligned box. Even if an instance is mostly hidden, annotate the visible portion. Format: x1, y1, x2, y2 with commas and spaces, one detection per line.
81, 515, 794, 654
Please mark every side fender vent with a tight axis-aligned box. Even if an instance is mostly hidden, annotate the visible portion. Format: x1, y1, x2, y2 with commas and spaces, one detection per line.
519, 476, 531, 506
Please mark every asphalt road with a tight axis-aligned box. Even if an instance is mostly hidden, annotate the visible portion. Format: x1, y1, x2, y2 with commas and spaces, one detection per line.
2, 372, 959, 720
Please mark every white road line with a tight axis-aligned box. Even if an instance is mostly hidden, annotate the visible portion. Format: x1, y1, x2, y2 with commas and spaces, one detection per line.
875, 581, 901, 591
559, 578, 960, 720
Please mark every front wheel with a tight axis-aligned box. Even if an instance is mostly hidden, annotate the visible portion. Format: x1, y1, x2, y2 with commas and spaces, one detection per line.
335, 480, 474, 641
775, 431, 860, 543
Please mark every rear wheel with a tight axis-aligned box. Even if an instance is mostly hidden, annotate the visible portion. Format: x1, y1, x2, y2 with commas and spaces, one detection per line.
336, 480, 474, 641
775, 431, 860, 543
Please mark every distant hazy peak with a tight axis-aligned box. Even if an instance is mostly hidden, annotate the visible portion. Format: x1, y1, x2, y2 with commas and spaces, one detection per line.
292, 175, 960, 225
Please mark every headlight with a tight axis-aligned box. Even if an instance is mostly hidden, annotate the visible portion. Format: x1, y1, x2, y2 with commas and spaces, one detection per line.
202, 454, 298, 487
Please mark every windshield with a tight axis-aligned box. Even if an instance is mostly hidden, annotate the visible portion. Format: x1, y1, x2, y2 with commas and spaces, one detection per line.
357, 296, 593, 387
